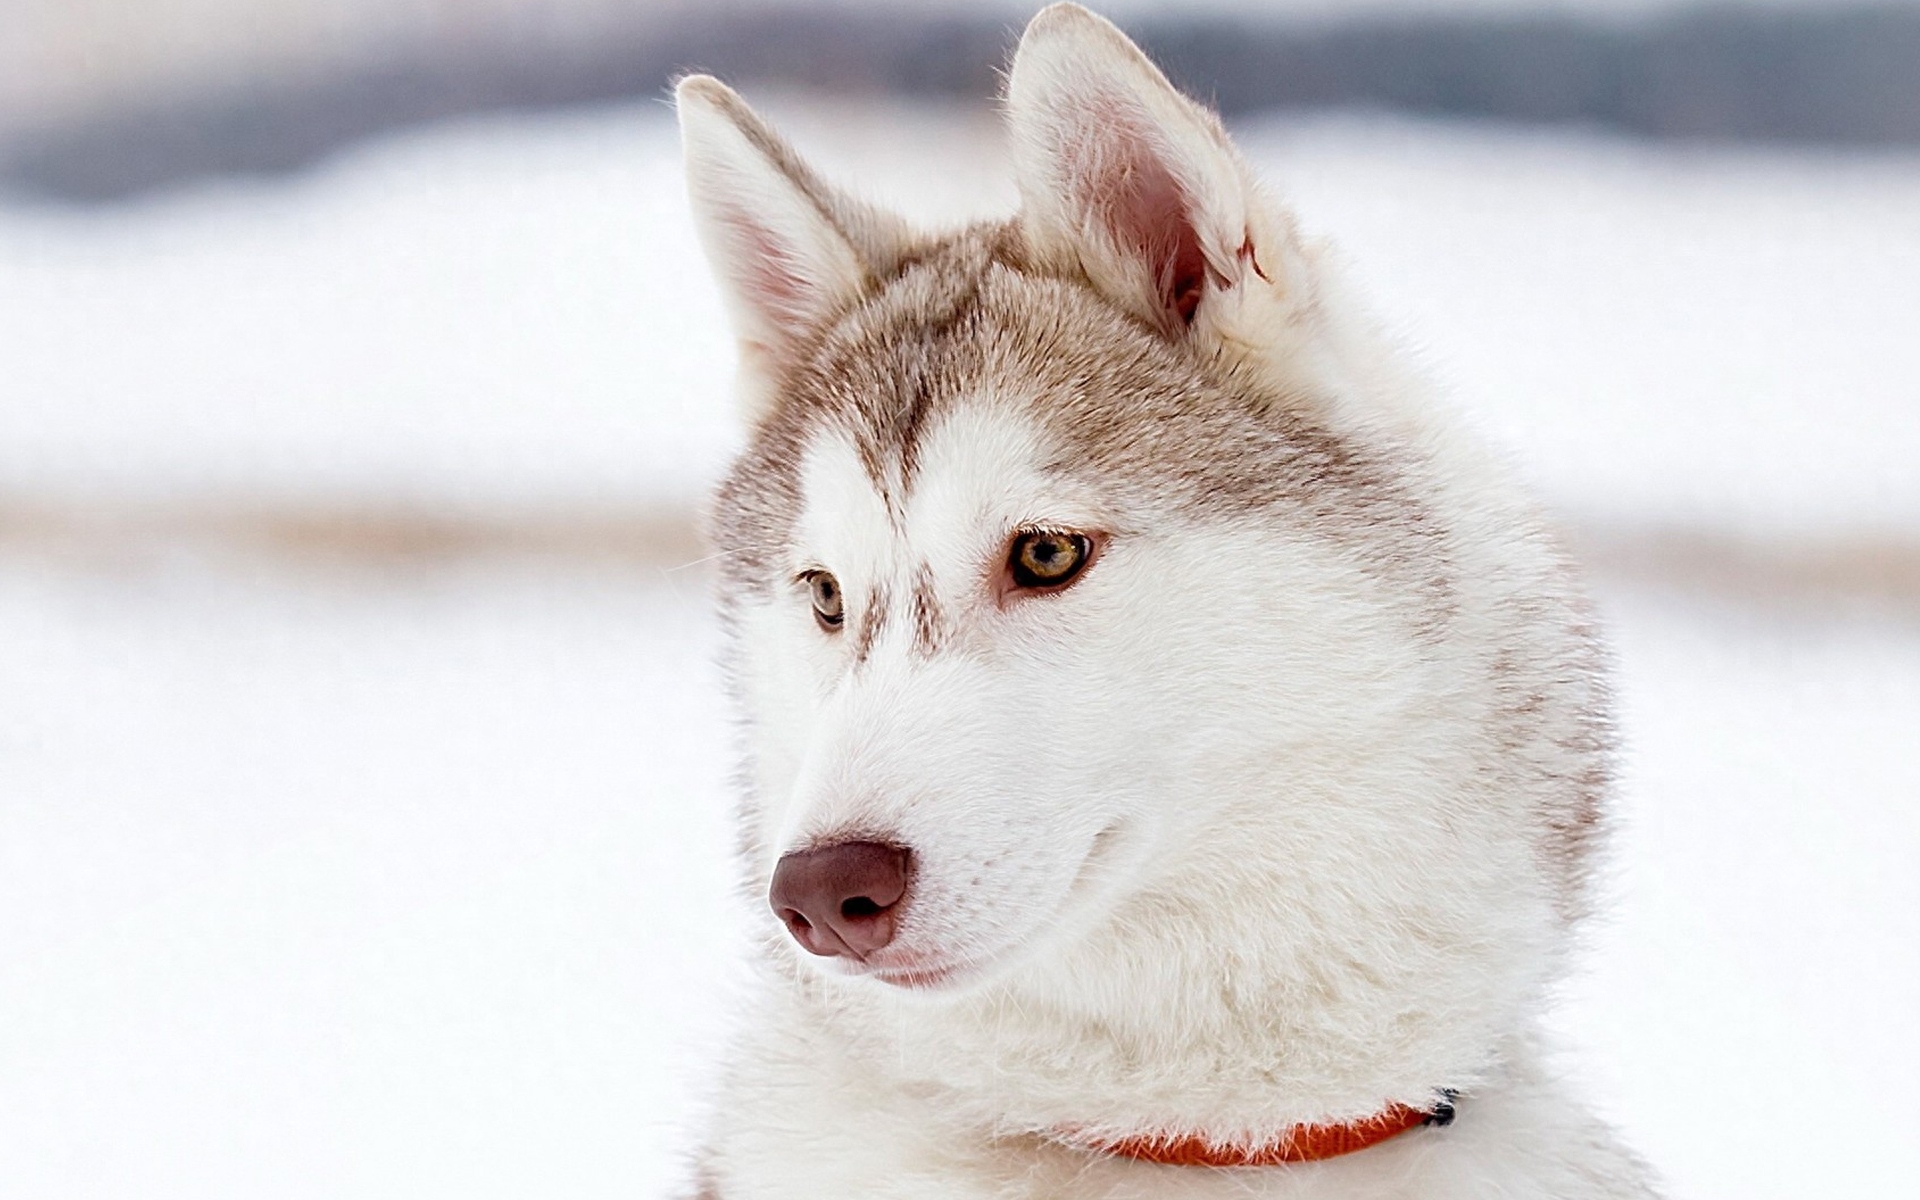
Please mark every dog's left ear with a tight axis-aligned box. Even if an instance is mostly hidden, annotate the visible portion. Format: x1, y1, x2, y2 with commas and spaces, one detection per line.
1006, 4, 1287, 340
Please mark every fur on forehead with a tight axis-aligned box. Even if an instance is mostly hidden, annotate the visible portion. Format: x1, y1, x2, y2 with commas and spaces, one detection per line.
712, 227, 1443, 617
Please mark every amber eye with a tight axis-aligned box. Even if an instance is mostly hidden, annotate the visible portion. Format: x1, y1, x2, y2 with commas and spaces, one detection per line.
805, 571, 844, 630
1009, 530, 1093, 591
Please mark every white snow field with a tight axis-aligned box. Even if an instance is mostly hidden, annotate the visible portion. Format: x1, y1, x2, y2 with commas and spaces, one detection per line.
2, 100, 1917, 1198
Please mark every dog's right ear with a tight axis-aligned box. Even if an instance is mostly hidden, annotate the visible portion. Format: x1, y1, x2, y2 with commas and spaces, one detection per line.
676, 76, 909, 424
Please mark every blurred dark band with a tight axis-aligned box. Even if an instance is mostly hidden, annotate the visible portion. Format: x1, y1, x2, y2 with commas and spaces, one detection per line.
8, 5, 1920, 202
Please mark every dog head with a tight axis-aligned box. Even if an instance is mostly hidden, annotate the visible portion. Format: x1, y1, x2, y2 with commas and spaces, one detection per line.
678, 3, 1606, 1125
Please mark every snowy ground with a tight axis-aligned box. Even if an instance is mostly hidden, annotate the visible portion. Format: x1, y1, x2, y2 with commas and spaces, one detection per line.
2, 99, 1917, 1198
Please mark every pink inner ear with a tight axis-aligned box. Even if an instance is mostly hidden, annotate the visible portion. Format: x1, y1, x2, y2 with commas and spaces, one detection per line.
1070, 100, 1210, 330
723, 202, 814, 338
1114, 148, 1208, 328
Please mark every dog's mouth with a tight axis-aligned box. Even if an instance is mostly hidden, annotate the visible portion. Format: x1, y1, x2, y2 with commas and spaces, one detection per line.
824, 942, 977, 991
867, 960, 967, 989
848, 820, 1136, 993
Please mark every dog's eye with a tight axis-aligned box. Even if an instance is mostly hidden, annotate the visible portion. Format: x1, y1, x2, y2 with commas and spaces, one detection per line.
1009, 530, 1093, 591
805, 571, 844, 631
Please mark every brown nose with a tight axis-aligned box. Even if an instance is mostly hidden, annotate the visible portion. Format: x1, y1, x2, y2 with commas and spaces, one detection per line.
769, 842, 911, 960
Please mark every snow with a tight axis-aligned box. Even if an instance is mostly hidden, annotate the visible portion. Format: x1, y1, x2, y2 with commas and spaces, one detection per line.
0, 562, 747, 1199
0, 108, 739, 513
1554, 590, 1920, 1198
1, 98, 1916, 1197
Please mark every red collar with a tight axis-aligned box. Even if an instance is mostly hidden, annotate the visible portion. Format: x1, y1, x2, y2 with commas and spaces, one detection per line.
1077, 1098, 1451, 1168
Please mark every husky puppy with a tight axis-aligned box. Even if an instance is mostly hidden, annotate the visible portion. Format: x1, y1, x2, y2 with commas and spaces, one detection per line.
673, 5, 1657, 1196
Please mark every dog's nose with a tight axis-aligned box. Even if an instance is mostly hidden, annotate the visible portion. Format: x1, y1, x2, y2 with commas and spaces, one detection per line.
769, 842, 911, 959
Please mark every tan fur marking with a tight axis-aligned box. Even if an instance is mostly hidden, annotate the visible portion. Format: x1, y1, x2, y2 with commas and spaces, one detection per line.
851, 583, 890, 665
911, 564, 944, 656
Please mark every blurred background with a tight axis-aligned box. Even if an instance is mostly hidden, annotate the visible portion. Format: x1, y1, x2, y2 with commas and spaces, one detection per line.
2, 1, 1916, 1197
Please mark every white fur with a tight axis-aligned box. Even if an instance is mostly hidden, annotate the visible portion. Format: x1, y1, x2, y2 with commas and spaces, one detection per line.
676, 5, 1659, 1197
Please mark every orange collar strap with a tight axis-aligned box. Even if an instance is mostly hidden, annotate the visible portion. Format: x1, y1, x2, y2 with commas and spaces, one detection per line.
1081, 1095, 1456, 1168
